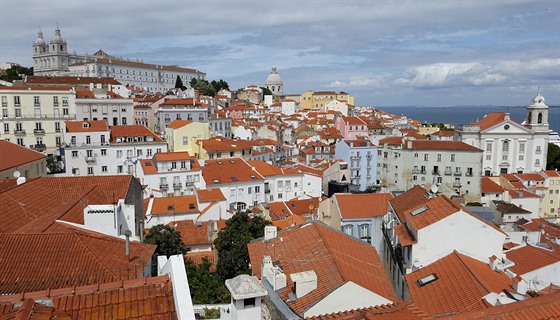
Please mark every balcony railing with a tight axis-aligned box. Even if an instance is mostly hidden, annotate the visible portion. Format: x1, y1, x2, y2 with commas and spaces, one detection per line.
32, 144, 46, 151
14, 129, 26, 136
3, 114, 76, 120
453, 182, 462, 188
444, 170, 452, 175
33, 129, 45, 135
85, 156, 95, 163
412, 169, 420, 174
454, 171, 462, 176
173, 182, 182, 189
465, 172, 473, 177
264, 188, 271, 194
432, 170, 440, 175
159, 183, 169, 190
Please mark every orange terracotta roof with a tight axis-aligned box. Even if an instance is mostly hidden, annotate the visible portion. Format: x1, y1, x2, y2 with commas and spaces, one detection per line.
515, 173, 546, 182
248, 160, 301, 177
341, 116, 367, 126
404, 195, 463, 231
0, 86, 73, 91
110, 125, 164, 143
197, 189, 226, 202
65, 120, 109, 133
519, 219, 560, 239
406, 251, 513, 317
0, 275, 175, 320
408, 140, 482, 152
139, 159, 157, 174
433, 130, 456, 137
148, 195, 198, 216
201, 158, 264, 185
389, 185, 430, 223
186, 251, 216, 269
394, 223, 417, 246
541, 170, 560, 178
0, 179, 17, 192
167, 119, 194, 129
0, 175, 134, 234
481, 177, 505, 193
508, 190, 540, 199
160, 98, 200, 106
75, 89, 95, 98
505, 245, 560, 275
272, 214, 307, 229
0, 227, 155, 295
379, 136, 403, 145
472, 112, 506, 131
173, 220, 210, 246
335, 193, 393, 219
154, 151, 192, 162
248, 221, 397, 315
0, 140, 46, 171
199, 136, 253, 152
304, 301, 427, 320
445, 291, 560, 319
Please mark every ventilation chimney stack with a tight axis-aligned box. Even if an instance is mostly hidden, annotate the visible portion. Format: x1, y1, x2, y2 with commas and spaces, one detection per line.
124, 230, 132, 261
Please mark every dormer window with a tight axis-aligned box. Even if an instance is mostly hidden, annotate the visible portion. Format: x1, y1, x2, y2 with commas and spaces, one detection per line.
82, 122, 90, 128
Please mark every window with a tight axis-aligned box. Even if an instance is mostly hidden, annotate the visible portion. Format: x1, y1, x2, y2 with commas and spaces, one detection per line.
53, 96, 59, 106
450, 154, 455, 162
2, 108, 8, 117
255, 186, 261, 193
278, 181, 284, 188
100, 149, 107, 156
535, 159, 540, 166
519, 143, 525, 153
3, 123, 8, 133
183, 136, 188, 145
243, 298, 256, 308
343, 225, 353, 236
15, 108, 21, 117
16, 138, 23, 146
102, 166, 108, 173
117, 150, 123, 158
536, 146, 542, 154
14, 96, 20, 105
147, 149, 152, 156
437, 154, 441, 162
486, 143, 492, 152
359, 224, 370, 242
502, 140, 509, 152
87, 167, 94, 175
86, 136, 91, 144
86, 150, 93, 157
424, 154, 428, 161
72, 151, 78, 158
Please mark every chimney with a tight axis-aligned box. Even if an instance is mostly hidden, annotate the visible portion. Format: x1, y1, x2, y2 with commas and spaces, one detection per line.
262, 256, 286, 291
124, 230, 132, 261
264, 226, 277, 241
290, 271, 317, 299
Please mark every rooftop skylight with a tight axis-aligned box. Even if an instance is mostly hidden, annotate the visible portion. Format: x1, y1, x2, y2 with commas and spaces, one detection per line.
417, 273, 438, 287
411, 205, 429, 216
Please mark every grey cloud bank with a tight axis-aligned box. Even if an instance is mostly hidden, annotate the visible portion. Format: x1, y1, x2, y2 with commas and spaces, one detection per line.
1, 0, 558, 106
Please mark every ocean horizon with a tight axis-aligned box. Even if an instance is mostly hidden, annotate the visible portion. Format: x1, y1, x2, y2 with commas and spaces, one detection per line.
376, 105, 560, 132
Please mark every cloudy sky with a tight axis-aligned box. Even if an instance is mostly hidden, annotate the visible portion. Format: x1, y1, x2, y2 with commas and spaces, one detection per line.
1, 0, 559, 106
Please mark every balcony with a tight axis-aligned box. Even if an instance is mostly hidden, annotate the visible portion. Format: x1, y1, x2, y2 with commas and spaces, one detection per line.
32, 144, 46, 152
264, 187, 271, 194
465, 172, 473, 177
420, 170, 426, 174
412, 169, 420, 174
444, 170, 452, 175
453, 182, 462, 188
454, 171, 462, 176
55, 128, 61, 133
185, 181, 194, 186
173, 182, 182, 189
14, 129, 26, 136
33, 129, 46, 135
85, 156, 95, 163
432, 170, 440, 175
159, 183, 169, 190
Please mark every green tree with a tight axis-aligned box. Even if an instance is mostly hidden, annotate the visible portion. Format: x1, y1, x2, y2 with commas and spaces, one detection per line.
547, 143, 560, 170
214, 212, 270, 280
46, 155, 63, 174
0, 65, 33, 82
144, 224, 186, 275
174, 75, 186, 90
261, 87, 273, 96
185, 258, 230, 304
189, 78, 229, 97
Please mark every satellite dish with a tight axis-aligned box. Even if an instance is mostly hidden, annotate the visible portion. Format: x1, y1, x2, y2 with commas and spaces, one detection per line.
13, 170, 20, 178
430, 185, 438, 194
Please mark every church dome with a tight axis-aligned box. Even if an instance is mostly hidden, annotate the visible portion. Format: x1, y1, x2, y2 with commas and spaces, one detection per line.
532, 93, 545, 105
51, 27, 65, 43
265, 65, 283, 86
34, 30, 45, 45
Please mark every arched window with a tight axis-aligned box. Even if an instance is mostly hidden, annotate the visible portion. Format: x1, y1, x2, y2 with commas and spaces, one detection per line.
271, 86, 275, 92
502, 140, 509, 152
538, 113, 543, 124
528, 111, 532, 123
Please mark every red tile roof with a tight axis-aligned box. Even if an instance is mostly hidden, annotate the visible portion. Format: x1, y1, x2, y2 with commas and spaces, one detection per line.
0, 226, 155, 295
335, 193, 393, 219
0, 140, 46, 172
186, 251, 216, 269
389, 185, 430, 223
408, 140, 482, 152
166, 119, 193, 129
65, 120, 109, 133
173, 220, 211, 246
197, 189, 226, 202
154, 151, 193, 162
304, 300, 427, 320
110, 125, 164, 143
201, 158, 264, 186
394, 223, 417, 246
404, 195, 463, 231
199, 136, 253, 152
481, 177, 505, 193
508, 190, 540, 199
505, 245, 560, 275
148, 195, 198, 216
0, 175, 135, 234
0, 275, 175, 320
248, 221, 397, 315
24, 75, 121, 86
471, 112, 506, 131
379, 136, 404, 145
248, 160, 301, 177
446, 291, 560, 319
406, 251, 513, 317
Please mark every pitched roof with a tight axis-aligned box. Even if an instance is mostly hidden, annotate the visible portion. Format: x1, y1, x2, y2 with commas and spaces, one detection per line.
147, 195, 198, 216
0, 140, 46, 172
199, 136, 253, 152
248, 160, 301, 177
505, 245, 560, 275
24, 75, 122, 85
335, 193, 393, 219
492, 200, 532, 215
0, 226, 155, 295
166, 119, 193, 129
408, 140, 482, 152
154, 151, 193, 162
110, 125, 164, 143
0, 275, 175, 320
406, 251, 513, 317
248, 221, 397, 315
0, 175, 134, 234
481, 177, 505, 193
445, 291, 560, 319
389, 185, 430, 223
197, 188, 226, 202
471, 112, 507, 131
304, 301, 427, 320
404, 195, 464, 231
201, 158, 264, 186
65, 120, 109, 133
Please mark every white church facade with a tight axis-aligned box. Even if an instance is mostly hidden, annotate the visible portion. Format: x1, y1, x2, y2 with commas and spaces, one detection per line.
458, 92, 549, 175
32, 27, 205, 93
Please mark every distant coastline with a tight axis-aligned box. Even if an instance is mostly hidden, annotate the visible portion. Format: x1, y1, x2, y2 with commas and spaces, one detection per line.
376, 105, 560, 132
